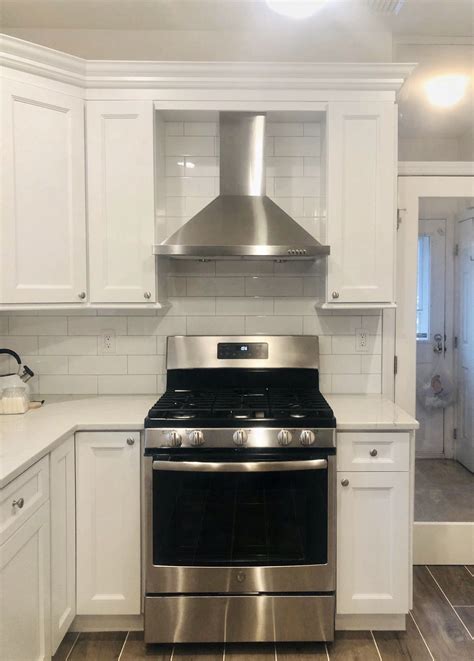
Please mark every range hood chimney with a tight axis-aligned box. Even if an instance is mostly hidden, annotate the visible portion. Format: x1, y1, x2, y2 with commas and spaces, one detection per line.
154, 112, 330, 259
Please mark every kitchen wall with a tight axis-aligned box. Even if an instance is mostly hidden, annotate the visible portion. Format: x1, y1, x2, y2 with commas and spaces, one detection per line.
0, 121, 383, 396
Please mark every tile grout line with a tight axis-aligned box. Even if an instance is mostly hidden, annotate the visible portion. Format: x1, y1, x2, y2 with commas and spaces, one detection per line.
465, 565, 474, 578
409, 611, 435, 661
170, 643, 175, 661
117, 630, 129, 661
64, 632, 81, 661
324, 642, 330, 661
425, 566, 474, 641
370, 631, 383, 661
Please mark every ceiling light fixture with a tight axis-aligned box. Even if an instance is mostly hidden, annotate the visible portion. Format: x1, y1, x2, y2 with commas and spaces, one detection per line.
265, 0, 329, 20
425, 75, 469, 108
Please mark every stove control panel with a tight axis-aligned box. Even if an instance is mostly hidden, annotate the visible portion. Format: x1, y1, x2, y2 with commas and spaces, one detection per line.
146, 427, 334, 449
217, 342, 269, 360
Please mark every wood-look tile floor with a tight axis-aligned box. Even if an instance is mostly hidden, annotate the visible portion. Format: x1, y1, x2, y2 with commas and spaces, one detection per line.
54, 566, 474, 661
415, 459, 474, 522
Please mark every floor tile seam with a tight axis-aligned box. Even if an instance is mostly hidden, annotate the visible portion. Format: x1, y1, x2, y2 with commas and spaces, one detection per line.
64, 632, 81, 661
117, 630, 129, 661
408, 610, 436, 661
370, 630, 383, 661
425, 566, 474, 641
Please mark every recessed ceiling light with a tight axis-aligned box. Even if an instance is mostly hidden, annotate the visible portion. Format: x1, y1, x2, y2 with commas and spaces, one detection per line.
265, 0, 329, 20
425, 75, 469, 108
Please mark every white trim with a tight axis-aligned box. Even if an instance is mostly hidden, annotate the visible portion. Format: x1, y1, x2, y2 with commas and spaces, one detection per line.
413, 522, 474, 565
335, 614, 406, 631
0, 34, 416, 92
395, 176, 474, 417
399, 162, 474, 177
69, 614, 143, 632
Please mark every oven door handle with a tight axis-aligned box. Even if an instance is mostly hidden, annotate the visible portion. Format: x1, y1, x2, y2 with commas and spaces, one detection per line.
152, 458, 328, 473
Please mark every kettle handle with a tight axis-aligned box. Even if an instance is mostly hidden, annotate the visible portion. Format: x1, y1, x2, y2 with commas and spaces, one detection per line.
0, 349, 21, 365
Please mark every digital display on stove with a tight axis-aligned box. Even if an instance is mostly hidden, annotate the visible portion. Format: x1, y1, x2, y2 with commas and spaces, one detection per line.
217, 342, 269, 359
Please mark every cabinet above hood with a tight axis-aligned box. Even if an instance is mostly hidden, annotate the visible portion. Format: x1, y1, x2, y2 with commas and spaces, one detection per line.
154, 112, 330, 260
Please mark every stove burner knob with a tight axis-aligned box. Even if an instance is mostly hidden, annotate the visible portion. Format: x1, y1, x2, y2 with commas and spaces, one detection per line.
300, 430, 316, 446
233, 429, 248, 447
168, 430, 182, 447
189, 430, 205, 447
277, 429, 293, 446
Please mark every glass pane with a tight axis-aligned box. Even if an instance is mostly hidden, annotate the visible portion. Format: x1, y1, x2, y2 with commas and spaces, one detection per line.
417, 235, 431, 340
153, 467, 327, 567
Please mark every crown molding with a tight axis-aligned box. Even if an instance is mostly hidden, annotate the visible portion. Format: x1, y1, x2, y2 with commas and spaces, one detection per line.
398, 161, 474, 176
0, 34, 416, 91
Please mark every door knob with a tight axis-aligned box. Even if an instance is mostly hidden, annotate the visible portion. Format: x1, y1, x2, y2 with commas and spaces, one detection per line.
433, 333, 443, 354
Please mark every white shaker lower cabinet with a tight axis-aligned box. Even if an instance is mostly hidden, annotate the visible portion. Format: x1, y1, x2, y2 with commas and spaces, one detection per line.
1, 78, 87, 305
326, 102, 397, 306
76, 431, 141, 615
86, 101, 156, 304
0, 502, 51, 661
50, 437, 76, 653
337, 470, 410, 614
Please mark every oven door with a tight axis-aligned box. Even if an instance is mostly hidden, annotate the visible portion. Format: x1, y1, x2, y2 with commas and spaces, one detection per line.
145, 451, 335, 594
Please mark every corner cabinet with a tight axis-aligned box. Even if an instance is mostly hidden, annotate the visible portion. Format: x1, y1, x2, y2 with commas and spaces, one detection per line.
86, 101, 156, 304
75, 431, 141, 615
325, 102, 397, 307
1, 79, 87, 305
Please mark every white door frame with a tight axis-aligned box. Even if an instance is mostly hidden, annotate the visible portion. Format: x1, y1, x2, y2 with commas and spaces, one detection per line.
396, 169, 474, 416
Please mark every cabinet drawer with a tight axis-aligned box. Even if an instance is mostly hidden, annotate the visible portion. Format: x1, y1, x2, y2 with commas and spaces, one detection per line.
337, 432, 409, 472
0, 456, 50, 544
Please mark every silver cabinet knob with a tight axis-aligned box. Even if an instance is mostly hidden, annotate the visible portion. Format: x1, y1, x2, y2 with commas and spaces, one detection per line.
341, 479, 350, 487
144, 291, 152, 300
126, 437, 135, 446
189, 430, 205, 447
331, 291, 340, 299
233, 429, 248, 447
12, 497, 25, 509
300, 429, 316, 446
370, 448, 378, 457
168, 431, 182, 448
277, 429, 293, 446
78, 291, 86, 300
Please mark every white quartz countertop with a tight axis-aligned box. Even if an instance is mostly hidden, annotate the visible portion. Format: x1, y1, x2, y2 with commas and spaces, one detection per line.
0, 393, 417, 488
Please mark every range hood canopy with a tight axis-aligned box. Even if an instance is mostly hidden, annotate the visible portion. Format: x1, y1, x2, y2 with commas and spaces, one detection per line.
154, 112, 330, 260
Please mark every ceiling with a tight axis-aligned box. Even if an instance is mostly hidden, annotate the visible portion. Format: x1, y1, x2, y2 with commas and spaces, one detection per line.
1, 0, 473, 142
1, 0, 473, 36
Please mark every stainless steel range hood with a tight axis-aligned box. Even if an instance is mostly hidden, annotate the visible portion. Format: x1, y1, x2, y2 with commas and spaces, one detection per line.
154, 112, 330, 260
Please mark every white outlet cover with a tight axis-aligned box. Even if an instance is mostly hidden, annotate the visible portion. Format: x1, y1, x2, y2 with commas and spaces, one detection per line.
355, 328, 369, 353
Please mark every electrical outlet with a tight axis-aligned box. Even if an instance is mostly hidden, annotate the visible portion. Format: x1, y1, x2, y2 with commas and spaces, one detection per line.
101, 330, 116, 355
355, 328, 369, 353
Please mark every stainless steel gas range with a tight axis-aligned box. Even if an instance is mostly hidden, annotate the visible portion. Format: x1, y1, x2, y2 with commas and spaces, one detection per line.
143, 335, 336, 644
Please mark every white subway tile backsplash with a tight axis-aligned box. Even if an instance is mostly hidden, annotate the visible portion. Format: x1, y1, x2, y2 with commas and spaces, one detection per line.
216, 297, 274, 316
185, 197, 216, 216
274, 136, 320, 157
245, 277, 303, 297
38, 336, 97, 356
0, 336, 39, 355
127, 315, 187, 336
167, 277, 187, 297
184, 122, 218, 136
186, 277, 244, 297
127, 355, 165, 375
319, 354, 361, 375
361, 354, 382, 374
168, 297, 216, 316
216, 261, 273, 276
266, 122, 304, 136
98, 374, 157, 395
274, 177, 320, 197
22, 355, 68, 375
40, 375, 98, 395
165, 177, 216, 197
303, 157, 321, 177
266, 157, 304, 178
245, 316, 303, 335
68, 355, 127, 375
0, 316, 8, 335
9, 316, 67, 336
165, 136, 215, 157
165, 122, 184, 136
165, 156, 218, 178
187, 316, 245, 335
303, 123, 321, 137
67, 316, 127, 336
331, 374, 381, 394
114, 335, 157, 355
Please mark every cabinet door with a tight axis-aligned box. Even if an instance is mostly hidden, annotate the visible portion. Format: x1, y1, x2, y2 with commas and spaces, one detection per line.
50, 437, 76, 653
327, 102, 396, 305
76, 431, 141, 614
337, 471, 409, 614
86, 101, 156, 304
0, 502, 51, 661
1, 79, 87, 304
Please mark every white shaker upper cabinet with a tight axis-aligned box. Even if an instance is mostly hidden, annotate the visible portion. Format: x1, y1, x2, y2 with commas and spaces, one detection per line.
1, 80, 87, 304
86, 101, 156, 304
326, 102, 397, 306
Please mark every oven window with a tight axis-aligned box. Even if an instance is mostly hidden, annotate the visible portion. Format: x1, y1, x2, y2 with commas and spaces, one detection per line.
152, 467, 327, 566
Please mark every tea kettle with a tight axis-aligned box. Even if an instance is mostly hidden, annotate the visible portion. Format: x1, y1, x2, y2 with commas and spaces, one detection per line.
0, 349, 35, 394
